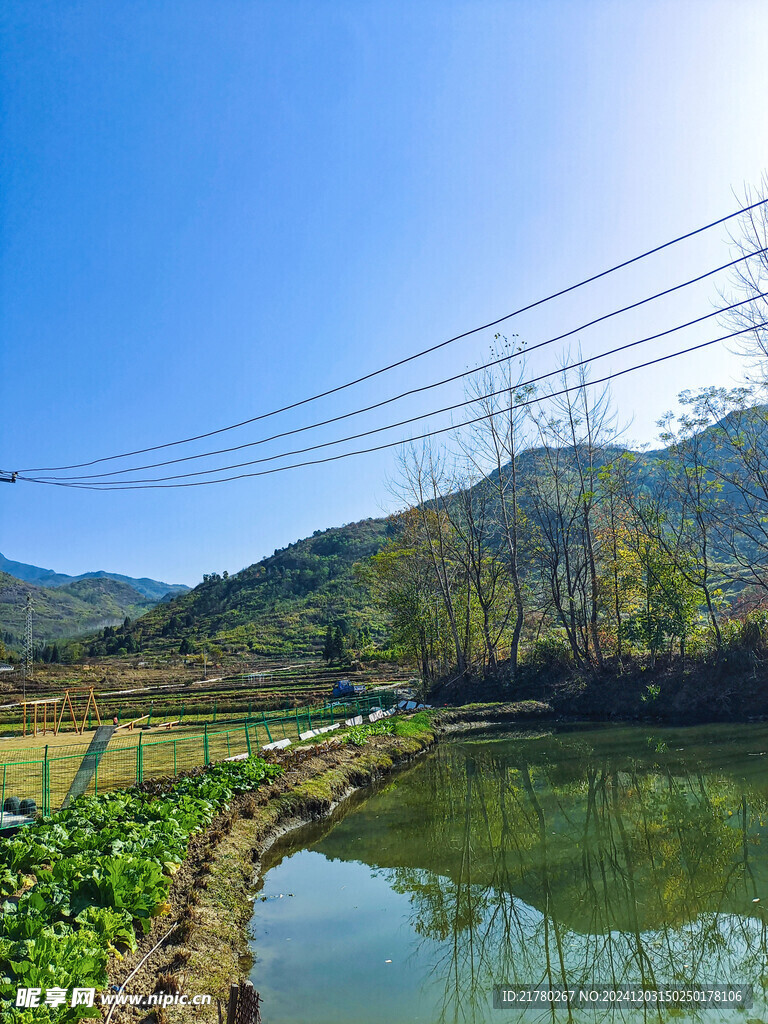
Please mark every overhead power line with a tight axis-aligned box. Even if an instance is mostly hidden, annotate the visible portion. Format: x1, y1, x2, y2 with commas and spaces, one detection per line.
19, 319, 768, 491
28, 292, 768, 485
19, 198, 768, 475
23, 254, 767, 483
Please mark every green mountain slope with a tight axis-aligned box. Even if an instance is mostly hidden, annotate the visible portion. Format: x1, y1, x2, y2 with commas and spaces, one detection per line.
0, 552, 189, 601
80, 406, 768, 661
91, 445, 671, 661
96, 518, 397, 659
0, 573, 155, 647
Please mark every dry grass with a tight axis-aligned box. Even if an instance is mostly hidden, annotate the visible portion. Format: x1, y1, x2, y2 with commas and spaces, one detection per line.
0, 723, 269, 812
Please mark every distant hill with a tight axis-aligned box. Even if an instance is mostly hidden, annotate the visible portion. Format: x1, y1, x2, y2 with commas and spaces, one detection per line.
0, 573, 155, 647
90, 518, 396, 659
0, 553, 189, 601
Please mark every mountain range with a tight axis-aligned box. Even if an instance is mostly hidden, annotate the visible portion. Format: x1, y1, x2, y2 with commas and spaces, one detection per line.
87, 408, 768, 661
0, 573, 158, 648
0, 554, 189, 648
0, 553, 188, 601
10, 405, 767, 660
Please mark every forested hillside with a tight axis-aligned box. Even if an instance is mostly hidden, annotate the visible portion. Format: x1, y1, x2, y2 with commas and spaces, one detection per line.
87, 518, 396, 659
70, 392, 768, 673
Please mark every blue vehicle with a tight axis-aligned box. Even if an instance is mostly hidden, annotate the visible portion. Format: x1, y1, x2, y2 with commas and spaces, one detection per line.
331, 678, 367, 698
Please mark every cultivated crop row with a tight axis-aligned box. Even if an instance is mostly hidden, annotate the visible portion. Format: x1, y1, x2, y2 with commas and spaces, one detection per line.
0, 756, 283, 1023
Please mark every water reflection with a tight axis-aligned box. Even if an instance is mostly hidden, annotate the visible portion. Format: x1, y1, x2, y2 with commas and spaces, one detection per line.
255, 726, 768, 1022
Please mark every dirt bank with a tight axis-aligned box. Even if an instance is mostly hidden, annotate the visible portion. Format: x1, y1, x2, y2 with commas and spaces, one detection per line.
431, 699, 553, 732
104, 728, 435, 1023
431, 654, 768, 724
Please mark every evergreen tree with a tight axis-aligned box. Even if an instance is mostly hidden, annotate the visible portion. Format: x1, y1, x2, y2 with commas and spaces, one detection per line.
332, 625, 346, 663
322, 625, 335, 663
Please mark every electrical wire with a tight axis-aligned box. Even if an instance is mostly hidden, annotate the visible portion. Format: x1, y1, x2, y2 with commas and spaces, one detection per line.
29, 293, 768, 484
19, 319, 767, 490
19, 198, 768, 474
24, 256, 766, 482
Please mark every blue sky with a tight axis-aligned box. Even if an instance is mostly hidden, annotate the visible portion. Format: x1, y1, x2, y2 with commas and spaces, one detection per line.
2, 0, 768, 585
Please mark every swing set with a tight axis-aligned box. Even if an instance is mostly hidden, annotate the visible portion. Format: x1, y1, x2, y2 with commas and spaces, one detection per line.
19, 687, 102, 737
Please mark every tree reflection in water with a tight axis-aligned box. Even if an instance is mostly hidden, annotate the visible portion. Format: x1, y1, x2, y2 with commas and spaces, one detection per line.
360, 732, 768, 1023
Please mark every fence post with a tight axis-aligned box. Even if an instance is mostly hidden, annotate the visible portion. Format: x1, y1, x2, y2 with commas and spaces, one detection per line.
262, 712, 272, 743
295, 707, 301, 738
204, 723, 210, 764
0, 765, 5, 825
42, 745, 49, 816
137, 733, 144, 785
179, 701, 185, 724
307, 706, 312, 731
245, 722, 252, 756
226, 985, 239, 1024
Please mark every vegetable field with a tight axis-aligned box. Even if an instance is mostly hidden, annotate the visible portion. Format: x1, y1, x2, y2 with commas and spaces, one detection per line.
0, 755, 283, 1023
0, 662, 409, 738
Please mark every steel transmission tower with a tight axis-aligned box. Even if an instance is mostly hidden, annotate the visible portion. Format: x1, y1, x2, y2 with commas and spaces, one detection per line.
22, 594, 33, 698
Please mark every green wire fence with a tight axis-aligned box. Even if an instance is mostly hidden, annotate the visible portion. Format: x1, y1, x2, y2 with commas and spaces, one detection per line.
0, 692, 398, 821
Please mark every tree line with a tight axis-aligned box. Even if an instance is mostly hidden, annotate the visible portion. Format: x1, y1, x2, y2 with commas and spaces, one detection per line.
364, 193, 768, 683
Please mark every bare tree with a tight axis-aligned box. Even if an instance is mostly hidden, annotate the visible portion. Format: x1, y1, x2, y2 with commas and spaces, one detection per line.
685, 386, 768, 596
527, 360, 620, 669
439, 474, 511, 671
396, 444, 470, 676
459, 336, 533, 678
721, 176, 768, 372
653, 405, 726, 649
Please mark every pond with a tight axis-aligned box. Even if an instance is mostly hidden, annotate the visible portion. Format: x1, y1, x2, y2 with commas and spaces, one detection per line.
248, 724, 768, 1022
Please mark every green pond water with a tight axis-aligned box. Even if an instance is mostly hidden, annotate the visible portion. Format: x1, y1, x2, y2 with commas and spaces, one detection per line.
248, 724, 768, 1023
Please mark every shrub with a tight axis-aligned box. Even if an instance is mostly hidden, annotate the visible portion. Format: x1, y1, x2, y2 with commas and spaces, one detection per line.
526, 633, 573, 671
740, 610, 768, 653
